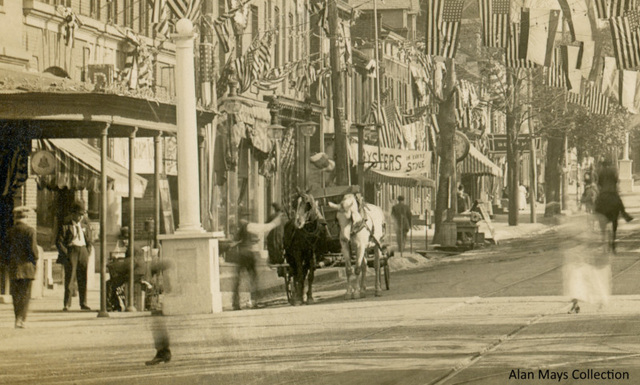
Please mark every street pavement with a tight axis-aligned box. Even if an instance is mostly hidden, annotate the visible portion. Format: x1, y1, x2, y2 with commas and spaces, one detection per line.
3, 191, 640, 384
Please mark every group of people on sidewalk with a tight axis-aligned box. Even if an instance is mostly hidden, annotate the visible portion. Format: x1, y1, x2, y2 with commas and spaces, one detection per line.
2, 201, 92, 329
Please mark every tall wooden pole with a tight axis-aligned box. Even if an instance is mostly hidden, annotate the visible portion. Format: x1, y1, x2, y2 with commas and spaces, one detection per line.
127, 127, 137, 312
528, 71, 536, 223
328, 0, 348, 185
97, 123, 110, 318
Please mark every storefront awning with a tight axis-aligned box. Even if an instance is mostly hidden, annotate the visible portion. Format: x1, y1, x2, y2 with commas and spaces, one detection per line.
460, 144, 502, 177
35, 139, 147, 198
364, 169, 436, 188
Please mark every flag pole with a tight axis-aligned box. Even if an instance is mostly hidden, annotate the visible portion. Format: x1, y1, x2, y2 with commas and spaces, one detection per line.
373, 0, 383, 162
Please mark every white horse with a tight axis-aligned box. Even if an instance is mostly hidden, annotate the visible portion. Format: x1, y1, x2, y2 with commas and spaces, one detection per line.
328, 194, 386, 299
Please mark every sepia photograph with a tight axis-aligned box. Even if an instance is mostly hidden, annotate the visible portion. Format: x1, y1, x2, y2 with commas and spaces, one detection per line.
1, 0, 640, 384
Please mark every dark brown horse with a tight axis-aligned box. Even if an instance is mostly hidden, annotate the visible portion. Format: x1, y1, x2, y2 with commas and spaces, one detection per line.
283, 189, 328, 306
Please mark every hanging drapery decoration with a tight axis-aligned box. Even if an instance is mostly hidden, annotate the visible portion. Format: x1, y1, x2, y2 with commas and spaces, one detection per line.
57, 6, 84, 47
167, 0, 203, 23
0, 127, 30, 197
113, 27, 155, 90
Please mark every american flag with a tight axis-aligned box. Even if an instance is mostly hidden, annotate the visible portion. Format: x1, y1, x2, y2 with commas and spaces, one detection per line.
594, 0, 608, 19
506, 23, 536, 68
370, 102, 404, 148
611, 0, 636, 18
479, 0, 510, 48
166, 0, 202, 22
586, 81, 610, 115
425, 0, 464, 58
544, 46, 569, 89
149, 0, 166, 24
214, 14, 233, 53
610, 9, 640, 70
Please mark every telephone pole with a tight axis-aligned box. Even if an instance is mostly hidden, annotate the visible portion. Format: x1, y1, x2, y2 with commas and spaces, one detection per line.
328, 0, 349, 185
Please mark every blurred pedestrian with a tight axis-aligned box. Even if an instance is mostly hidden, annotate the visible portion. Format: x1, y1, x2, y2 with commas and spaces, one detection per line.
595, 160, 633, 223
145, 259, 173, 366
391, 196, 411, 252
456, 184, 471, 213
518, 184, 528, 211
56, 201, 93, 311
232, 207, 286, 310
106, 247, 147, 312
266, 203, 285, 265
7, 206, 39, 329
563, 217, 611, 314
581, 172, 598, 215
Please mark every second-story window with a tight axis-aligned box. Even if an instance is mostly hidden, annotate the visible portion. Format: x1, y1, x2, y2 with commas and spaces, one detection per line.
90, 0, 100, 19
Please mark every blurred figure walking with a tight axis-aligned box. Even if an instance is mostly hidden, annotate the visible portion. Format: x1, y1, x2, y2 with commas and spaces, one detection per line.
391, 196, 412, 253
6, 206, 39, 328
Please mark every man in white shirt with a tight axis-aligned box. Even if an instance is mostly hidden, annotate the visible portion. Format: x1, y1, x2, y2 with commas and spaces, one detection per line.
56, 202, 93, 311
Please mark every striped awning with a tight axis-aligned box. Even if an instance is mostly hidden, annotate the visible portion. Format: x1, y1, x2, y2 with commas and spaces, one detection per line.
364, 169, 436, 188
459, 144, 502, 176
34, 139, 148, 198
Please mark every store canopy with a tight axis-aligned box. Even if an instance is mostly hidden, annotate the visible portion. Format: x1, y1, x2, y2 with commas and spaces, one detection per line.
364, 169, 436, 188
460, 144, 502, 177
34, 139, 147, 198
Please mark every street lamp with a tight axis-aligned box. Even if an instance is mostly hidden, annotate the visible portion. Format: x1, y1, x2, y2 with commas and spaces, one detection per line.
298, 121, 319, 189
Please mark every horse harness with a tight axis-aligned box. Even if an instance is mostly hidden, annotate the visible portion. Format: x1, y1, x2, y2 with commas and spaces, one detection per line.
348, 205, 383, 252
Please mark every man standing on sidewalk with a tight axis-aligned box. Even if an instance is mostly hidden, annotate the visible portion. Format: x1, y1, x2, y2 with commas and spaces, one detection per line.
7, 206, 39, 328
56, 202, 93, 311
391, 196, 412, 253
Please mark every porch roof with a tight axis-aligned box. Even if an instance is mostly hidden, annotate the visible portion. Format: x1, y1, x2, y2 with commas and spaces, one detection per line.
0, 91, 215, 138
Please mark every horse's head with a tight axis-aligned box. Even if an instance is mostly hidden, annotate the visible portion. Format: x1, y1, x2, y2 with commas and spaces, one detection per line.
339, 194, 363, 224
292, 188, 320, 229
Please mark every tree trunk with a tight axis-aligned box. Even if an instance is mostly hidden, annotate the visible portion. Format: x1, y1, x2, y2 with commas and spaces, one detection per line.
544, 136, 564, 216
505, 70, 520, 226
328, 0, 348, 186
433, 68, 457, 243
506, 111, 520, 226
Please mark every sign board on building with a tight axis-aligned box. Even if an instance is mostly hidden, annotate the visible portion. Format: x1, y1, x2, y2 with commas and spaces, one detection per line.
490, 134, 540, 153
349, 143, 432, 174
31, 150, 56, 175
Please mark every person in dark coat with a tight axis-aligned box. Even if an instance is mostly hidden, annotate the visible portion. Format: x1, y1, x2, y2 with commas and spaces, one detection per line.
56, 202, 93, 311
391, 196, 412, 252
595, 160, 633, 223
7, 206, 39, 328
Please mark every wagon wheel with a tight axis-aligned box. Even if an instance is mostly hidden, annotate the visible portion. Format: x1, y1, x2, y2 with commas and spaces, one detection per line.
383, 263, 390, 290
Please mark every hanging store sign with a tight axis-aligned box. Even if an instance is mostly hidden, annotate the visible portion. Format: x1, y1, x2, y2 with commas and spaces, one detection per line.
350, 143, 431, 174
31, 150, 56, 175
490, 134, 540, 153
